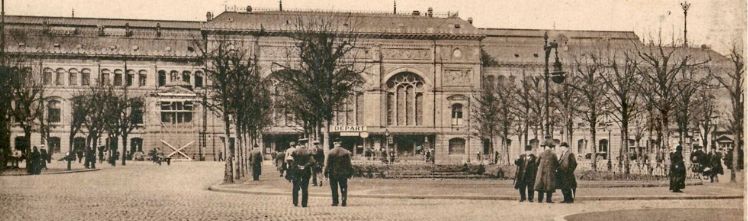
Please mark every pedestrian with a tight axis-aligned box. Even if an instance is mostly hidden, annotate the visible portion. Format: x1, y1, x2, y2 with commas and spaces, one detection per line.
707, 148, 724, 183
218, 151, 223, 162
425, 149, 431, 163
556, 142, 577, 203
534, 143, 559, 203
283, 142, 297, 179
312, 141, 325, 186
39, 147, 48, 171
276, 150, 286, 177
325, 138, 353, 207
514, 145, 537, 202
290, 138, 315, 207
249, 144, 263, 181
690, 146, 707, 178
76, 149, 83, 163
30, 146, 42, 175
494, 151, 500, 164
669, 145, 686, 193
270, 151, 278, 166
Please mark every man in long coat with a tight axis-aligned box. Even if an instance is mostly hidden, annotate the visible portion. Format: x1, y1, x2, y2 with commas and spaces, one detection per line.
514, 145, 537, 202
289, 139, 314, 207
669, 145, 686, 192
325, 139, 354, 207
249, 145, 263, 181
534, 143, 559, 203
707, 148, 723, 183
556, 142, 577, 203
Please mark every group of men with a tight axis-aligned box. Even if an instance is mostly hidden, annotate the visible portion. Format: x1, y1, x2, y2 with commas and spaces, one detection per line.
689, 146, 724, 183
268, 138, 353, 207
514, 142, 577, 203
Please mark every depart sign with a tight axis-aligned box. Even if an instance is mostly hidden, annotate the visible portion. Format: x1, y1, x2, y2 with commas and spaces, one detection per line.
330, 125, 367, 132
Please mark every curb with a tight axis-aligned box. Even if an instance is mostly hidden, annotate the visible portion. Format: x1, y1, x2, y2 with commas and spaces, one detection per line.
0, 168, 99, 176
208, 184, 743, 201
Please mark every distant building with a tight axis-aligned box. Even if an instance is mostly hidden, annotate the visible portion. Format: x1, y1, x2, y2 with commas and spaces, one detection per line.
5, 8, 733, 164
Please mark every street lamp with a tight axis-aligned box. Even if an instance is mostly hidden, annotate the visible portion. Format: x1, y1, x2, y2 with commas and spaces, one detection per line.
542, 31, 566, 147
384, 128, 390, 164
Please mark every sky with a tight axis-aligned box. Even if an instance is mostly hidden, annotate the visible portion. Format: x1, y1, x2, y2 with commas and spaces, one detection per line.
7, 0, 747, 54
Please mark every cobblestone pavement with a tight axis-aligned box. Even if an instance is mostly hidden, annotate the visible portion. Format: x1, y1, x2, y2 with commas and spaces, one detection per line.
0, 161, 743, 221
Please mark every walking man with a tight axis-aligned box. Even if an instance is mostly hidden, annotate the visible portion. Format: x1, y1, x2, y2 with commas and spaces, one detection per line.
290, 139, 314, 207
557, 142, 577, 203
514, 145, 537, 202
707, 148, 723, 183
312, 141, 325, 186
249, 144, 263, 181
325, 138, 353, 207
534, 142, 558, 203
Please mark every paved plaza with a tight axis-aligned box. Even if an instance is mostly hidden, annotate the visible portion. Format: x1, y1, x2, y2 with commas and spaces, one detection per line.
0, 160, 743, 221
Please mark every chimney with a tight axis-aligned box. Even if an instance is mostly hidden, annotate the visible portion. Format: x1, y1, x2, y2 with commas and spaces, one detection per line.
427, 7, 433, 17
412, 10, 420, 16
206, 12, 213, 21
246, 5, 252, 13
467, 17, 473, 24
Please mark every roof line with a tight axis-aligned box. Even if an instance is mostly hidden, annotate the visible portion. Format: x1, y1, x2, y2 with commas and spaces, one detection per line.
479, 27, 635, 34
5, 14, 202, 24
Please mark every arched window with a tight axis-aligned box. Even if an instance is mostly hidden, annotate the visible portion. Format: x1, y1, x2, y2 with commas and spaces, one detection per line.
113, 69, 123, 86
386, 72, 424, 126
68, 68, 78, 86
101, 69, 111, 85
448, 138, 466, 154
55, 68, 66, 85
158, 70, 166, 87
451, 103, 464, 126
170, 70, 179, 82
47, 100, 61, 123
182, 71, 191, 84
138, 70, 147, 87
270, 79, 287, 126
126, 69, 135, 86
81, 69, 91, 86
194, 71, 204, 88
42, 68, 53, 85
131, 100, 144, 124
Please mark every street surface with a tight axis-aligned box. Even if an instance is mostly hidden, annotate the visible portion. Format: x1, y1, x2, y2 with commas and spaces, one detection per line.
0, 161, 743, 221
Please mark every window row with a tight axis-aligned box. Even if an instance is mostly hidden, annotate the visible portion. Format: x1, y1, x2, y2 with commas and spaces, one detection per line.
47, 99, 144, 125
42, 68, 206, 88
157, 70, 205, 88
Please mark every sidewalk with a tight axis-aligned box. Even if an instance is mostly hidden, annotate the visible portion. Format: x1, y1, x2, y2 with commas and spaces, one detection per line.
209, 162, 744, 201
1, 159, 98, 176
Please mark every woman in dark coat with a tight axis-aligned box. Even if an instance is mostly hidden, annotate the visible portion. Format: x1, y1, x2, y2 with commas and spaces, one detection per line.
534, 145, 559, 203
707, 149, 723, 183
669, 145, 686, 192
30, 146, 42, 175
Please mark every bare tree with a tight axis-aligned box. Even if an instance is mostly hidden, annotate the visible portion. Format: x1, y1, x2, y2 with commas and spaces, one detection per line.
272, 15, 366, 154
79, 84, 113, 169
7, 61, 46, 173
569, 53, 609, 171
104, 86, 145, 166
711, 45, 744, 183
601, 52, 641, 175
472, 78, 500, 163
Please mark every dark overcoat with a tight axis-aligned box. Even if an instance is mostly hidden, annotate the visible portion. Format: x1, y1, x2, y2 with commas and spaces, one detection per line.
556, 150, 577, 189
249, 149, 263, 171
325, 147, 354, 178
669, 151, 686, 191
514, 153, 537, 189
534, 149, 559, 192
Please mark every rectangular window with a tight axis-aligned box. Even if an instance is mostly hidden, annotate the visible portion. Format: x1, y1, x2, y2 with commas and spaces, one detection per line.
48, 108, 61, 123
356, 94, 364, 125
69, 72, 78, 86
101, 73, 110, 85
160, 101, 193, 125
126, 74, 134, 86
194, 75, 204, 88
114, 73, 123, 86
55, 71, 64, 85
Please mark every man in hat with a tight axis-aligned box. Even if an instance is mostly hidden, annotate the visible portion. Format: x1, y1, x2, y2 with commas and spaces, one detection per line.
325, 138, 353, 206
290, 138, 315, 207
669, 145, 686, 192
312, 140, 325, 186
557, 142, 577, 203
514, 145, 537, 202
249, 144, 263, 181
534, 142, 559, 203
282, 141, 297, 179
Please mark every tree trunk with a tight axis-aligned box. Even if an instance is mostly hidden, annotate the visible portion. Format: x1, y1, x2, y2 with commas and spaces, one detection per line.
590, 128, 597, 171
223, 114, 233, 184
731, 131, 740, 183
235, 123, 242, 180
622, 125, 630, 175
23, 129, 32, 174
322, 120, 331, 166
121, 134, 128, 166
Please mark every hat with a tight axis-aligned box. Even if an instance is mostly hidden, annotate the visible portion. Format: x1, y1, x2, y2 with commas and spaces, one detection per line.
333, 137, 341, 143
560, 142, 569, 148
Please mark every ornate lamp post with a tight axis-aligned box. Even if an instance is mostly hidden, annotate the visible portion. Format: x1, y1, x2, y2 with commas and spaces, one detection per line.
542, 32, 566, 147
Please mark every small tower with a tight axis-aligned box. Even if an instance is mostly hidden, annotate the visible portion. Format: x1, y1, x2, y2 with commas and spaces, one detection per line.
393, 0, 397, 14
206, 11, 213, 21
279, 0, 283, 12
